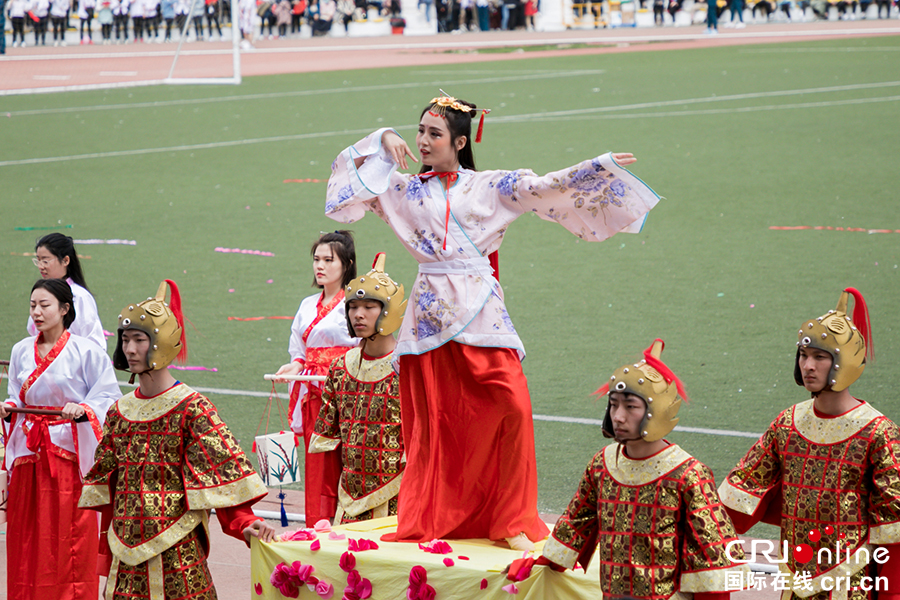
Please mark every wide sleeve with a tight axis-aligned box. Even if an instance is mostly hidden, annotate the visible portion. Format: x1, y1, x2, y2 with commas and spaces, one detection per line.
717, 415, 786, 534
70, 283, 108, 351
867, 419, 900, 544
679, 462, 751, 593
78, 413, 120, 509
325, 127, 401, 224
287, 302, 308, 364
541, 454, 601, 571
182, 395, 268, 510
4, 342, 26, 410
492, 153, 660, 242
309, 363, 341, 454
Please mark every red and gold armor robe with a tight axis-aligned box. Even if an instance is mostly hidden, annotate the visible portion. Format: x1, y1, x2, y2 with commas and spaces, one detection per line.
309, 347, 403, 524
79, 383, 268, 600
543, 443, 750, 600
719, 399, 900, 600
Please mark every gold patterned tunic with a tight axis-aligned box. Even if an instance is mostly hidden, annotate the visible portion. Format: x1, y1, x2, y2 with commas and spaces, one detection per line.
719, 399, 900, 600
79, 383, 268, 600
543, 443, 749, 600
309, 347, 403, 523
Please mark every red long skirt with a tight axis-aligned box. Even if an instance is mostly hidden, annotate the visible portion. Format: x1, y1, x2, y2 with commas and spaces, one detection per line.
301, 386, 341, 525
393, 342, 549, 543
7, 454, 99, 600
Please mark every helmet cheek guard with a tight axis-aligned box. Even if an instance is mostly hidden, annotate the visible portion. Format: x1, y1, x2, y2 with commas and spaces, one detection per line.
112, 280, 186, 375
345, 253, 408, 338
597, 339, 688, 443
795, 288, 871, 393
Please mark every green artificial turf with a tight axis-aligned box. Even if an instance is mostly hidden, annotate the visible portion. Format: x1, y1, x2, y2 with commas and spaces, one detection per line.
2, 36, 898, 538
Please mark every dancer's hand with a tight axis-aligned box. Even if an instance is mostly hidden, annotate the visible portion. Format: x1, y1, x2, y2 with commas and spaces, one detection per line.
244, 519, 277, 544
613, 152, 636, 166
383, 131, 418, 170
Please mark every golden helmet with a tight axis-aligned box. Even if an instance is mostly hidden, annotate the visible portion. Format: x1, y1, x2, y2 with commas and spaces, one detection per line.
345, 253, 407, 337
795, 287, 872, 392
113, 280, 187, 374
599, 339, 688, 443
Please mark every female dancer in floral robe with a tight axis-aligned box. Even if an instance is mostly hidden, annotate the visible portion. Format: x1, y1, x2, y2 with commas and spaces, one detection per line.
324, 94, 661, 549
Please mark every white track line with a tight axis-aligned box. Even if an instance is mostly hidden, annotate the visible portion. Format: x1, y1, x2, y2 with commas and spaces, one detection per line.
0, 372, 764, 438
120, 378, 764, 439
2, 83, 897, 168
518, 95, 900, 122
4, 70, 606, 115
490, 80, 900, 121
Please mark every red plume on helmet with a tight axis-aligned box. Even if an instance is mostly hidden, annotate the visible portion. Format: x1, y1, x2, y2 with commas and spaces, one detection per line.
165, 279, 188, 364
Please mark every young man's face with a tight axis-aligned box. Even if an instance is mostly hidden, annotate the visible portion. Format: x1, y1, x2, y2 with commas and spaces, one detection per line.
608, 391, 647, 443
347, 299, 383, 338
798, 346, 833, 393
122, 329, 152, 373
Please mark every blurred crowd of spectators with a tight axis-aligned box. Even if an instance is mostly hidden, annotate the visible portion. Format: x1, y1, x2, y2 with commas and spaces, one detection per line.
3, 0, 897, 49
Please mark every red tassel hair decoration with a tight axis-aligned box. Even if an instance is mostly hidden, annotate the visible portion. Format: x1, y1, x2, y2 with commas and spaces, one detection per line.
475, 109, 490, 144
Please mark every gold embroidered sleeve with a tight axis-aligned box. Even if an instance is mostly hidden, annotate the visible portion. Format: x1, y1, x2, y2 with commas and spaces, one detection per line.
78, 412, 120, 508
868, 419, 900, 544
182, 395, 267, 510
679, 462, 751, 592
313, 362, 342, 443
545, 452, 601, 570
721, 413, 786, 516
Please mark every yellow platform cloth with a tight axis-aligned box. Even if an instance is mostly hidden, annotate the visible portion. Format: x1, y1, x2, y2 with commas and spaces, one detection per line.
251, 516, 601, 599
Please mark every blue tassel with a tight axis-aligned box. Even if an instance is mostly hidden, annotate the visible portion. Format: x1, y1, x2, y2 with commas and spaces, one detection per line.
279, 488, 288, 527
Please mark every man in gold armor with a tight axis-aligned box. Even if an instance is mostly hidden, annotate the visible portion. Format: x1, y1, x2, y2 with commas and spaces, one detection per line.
79, 280, 275, 599
719, 287, 900, 600
516, 339, 749, 600
309, 253, 406, 524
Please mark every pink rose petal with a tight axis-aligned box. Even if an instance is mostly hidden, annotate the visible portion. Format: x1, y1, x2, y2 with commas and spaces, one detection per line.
458, 556, 470, 561
443, 558, 454, 567
480, 578, 488, 590
329, 532, 347, 541
347, 570, 361, 589
409, 565, 427, 587
339, 552, 356, 573
315, 519, 333, 533
419, 584, 436, 600
255, 583, 263, 595
356, 578, 372, 599
316, 581, 335, 599
311, 539, 321, 551
502, 583, 519, 595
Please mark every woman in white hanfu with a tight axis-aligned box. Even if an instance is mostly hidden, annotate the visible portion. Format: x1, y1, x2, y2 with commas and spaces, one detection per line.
2, 278, 121, 600
274, 230, 358, 526
27, 233, 107, 351
324, 94, 662, 551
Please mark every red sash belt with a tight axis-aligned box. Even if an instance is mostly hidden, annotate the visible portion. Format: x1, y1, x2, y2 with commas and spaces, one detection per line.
289, 346, 351, 406
22, 407, 77, 477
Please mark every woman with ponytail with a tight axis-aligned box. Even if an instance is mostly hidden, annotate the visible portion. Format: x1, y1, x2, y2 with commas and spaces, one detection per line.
274, 230, 358, 526
28, 232, 107, 350
324, 92, 662, 550
1, 279, 120, 600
